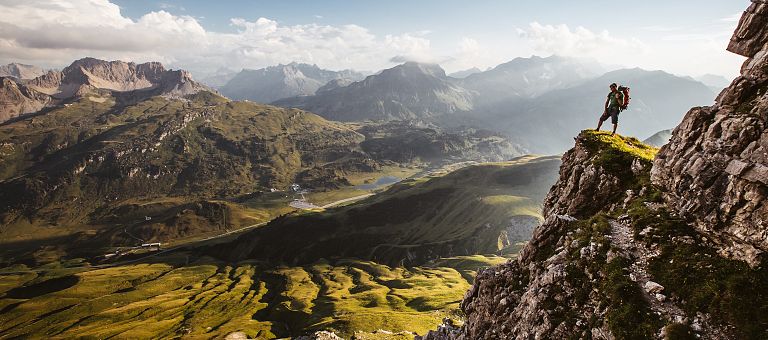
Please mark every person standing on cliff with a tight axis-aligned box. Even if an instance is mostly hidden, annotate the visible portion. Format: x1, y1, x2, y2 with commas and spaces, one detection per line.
596, 83, 625, 135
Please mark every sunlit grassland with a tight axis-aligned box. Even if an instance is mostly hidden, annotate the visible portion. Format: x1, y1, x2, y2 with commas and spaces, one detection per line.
0, 254, 507, 339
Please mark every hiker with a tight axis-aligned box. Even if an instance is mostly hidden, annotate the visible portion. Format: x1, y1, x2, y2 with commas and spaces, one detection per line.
596, 83, 625, 135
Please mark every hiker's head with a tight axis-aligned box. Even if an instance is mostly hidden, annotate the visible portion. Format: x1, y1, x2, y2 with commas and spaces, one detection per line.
609, 83, 617, 91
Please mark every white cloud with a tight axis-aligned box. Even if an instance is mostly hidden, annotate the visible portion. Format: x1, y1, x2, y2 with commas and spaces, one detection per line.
517, 22, 649, 59
0, 0, 435, 76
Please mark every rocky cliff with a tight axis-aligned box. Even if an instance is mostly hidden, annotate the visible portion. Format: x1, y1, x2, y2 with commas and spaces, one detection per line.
419, 3, 768, 338
652, 0, 768, 267
422, 130, 768, 339
0, 77, 51, 122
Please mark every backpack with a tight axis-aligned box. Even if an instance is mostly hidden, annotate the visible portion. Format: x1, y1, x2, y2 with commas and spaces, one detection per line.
617, 85, 630, 111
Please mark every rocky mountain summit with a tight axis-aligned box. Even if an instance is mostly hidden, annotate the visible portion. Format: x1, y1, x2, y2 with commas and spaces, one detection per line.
419, 3, 768, 338
0, 58, 211, 123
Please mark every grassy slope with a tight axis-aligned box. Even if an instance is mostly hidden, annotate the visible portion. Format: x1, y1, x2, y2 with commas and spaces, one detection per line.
0, 253, 506, 339
215, 155, 561, 266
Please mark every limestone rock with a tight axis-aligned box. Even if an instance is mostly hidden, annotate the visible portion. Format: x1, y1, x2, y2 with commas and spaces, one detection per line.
651, 0, 768, 266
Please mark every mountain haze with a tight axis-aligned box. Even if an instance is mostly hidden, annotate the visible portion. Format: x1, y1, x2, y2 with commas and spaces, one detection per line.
449, 67, 482, 79
274, 62, 475, 121
461, 55, 605, 103
0, 63, 45, 80
473, 68, 716, 154
219, 62, 364, 103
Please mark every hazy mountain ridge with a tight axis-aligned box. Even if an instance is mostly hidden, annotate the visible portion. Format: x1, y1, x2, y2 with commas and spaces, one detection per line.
473, 67, 716, 154
643, 129, 673, 147
461, 55, 605, 103
448, 67, 482, 79
218, 62, 364, 103
0, 63, 45, 80
274, 62, 475, 121
272, 57, 714, 155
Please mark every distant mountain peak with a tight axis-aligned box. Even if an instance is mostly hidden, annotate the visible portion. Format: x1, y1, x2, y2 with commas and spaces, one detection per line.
449, 67, 482, 79
0, 62, 45, 80
219, 63, 365, 103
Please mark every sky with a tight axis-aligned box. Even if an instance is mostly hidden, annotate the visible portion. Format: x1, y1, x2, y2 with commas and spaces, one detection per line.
0, 0, 750, 79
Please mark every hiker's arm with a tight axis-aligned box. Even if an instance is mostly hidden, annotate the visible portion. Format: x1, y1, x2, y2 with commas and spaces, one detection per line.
618, 93, 625, 106
605, 97, 610, 110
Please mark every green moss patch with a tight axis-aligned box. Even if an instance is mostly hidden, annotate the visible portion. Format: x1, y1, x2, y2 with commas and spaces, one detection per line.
579, 130, 658, 180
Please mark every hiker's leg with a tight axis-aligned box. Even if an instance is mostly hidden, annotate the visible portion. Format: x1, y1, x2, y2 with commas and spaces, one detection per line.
611, 123, 617, 135
597, 112, 607, 130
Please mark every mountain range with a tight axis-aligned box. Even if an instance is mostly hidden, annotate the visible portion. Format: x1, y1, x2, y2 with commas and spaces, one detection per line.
218, 62, 364, 103
274, 62, 475, 121
269, 57, 715, 153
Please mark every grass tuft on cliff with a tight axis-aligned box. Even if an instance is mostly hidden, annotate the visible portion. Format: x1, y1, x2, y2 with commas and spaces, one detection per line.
578, 130, 658, 183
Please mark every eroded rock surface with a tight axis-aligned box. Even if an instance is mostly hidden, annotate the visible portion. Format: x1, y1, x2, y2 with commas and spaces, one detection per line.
651, 0, 768, 265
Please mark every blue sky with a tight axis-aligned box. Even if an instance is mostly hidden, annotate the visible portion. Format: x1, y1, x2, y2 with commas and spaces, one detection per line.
0, 0, 751, 78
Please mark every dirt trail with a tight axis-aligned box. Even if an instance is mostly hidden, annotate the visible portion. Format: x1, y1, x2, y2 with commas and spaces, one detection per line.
609, 219, 687, 330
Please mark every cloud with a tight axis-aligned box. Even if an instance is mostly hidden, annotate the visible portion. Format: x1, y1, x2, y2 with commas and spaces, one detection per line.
0, 0, 435, 75
517, 22, 649, 58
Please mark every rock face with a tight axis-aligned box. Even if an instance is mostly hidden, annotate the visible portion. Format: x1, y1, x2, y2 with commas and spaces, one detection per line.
26, 57, 209, 99
452, 132, 647, 340
218, 62, 363, 103
651, 0, 768, 266
0, 63, 45, 80
0, 58, 211, 123
0, 77, 51, 122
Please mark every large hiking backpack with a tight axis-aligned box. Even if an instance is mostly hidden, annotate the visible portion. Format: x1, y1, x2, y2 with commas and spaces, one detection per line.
618, 85, 630, 111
